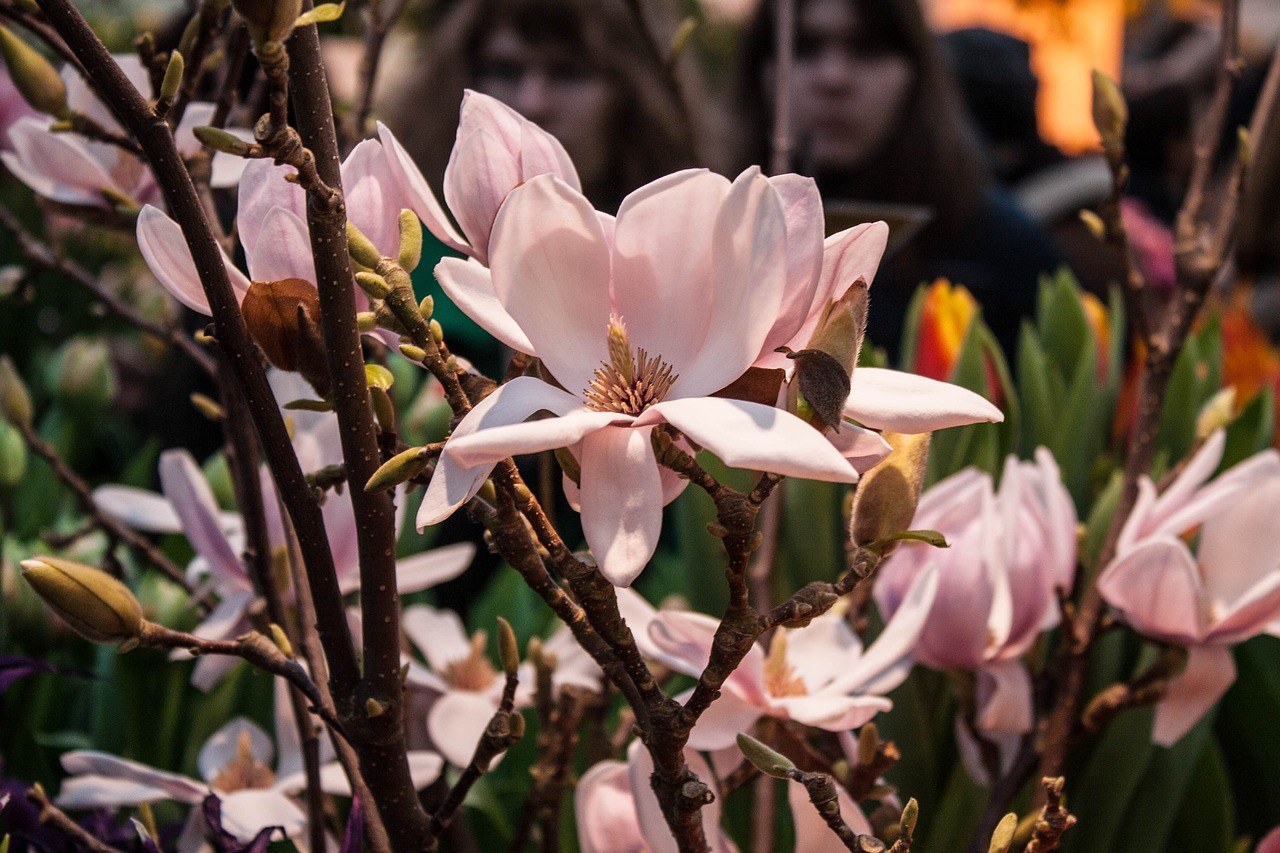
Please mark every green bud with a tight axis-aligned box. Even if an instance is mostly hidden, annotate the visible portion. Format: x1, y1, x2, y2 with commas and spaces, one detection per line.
419, 295, 434, 320
857, 722, 879, 765
807, 277, 868, 377
0, 356, 33, 428
554, 447, 581, 486
365, 697, 386, 717
736, 733, 795, 778
507, 709, 526, 740
194, 125, 254, 157
356, 311, 377, 332
365, 363, 394, 391
900, 798, 919, 836
429, 319, 444, 343
988, 812, 1018, 853
1091, 70, 1127, 171
0, 420, 27, 488
496, 617, 519, 676
0, 27, 69, 118
233, 0, 303, 44
20, 556, 144, 644
346, 221, 384, 269
1078, 208, 1105, 240
365, 445, 430, 492
293, 1, 345, 27
399, 343, 427, 362
356, 271, 391, 300
160, 51, 184, 102
189, 392, 225, 421
268, 623, 294, 658
397, 210, 423, 272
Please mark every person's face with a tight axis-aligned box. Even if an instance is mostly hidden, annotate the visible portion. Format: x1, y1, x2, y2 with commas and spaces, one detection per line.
786, 0, 915, 173
474, 27, 615, 191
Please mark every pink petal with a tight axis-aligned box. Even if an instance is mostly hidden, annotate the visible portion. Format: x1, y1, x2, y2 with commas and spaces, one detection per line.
1151, 643, 1236, 746
401, 605, 473, 674
237, 159, 307, 261
1196, 470, 1280, 620
1257, 827, 1280, 853
1146, 446, 1280, 546
160, 449, 249, 587
781, 615, 863, 692
247, 206, 315, 284
218, 789, 304, 841
434, 258, 534, 353
578, 426, 664, 587
975, 659, 1034, 734
685, 688, 764, 751
394, 542, 475, 593
1097, 537, 1205, 644
646, 612, 767, 704
817, 221, 888, 303
1031, 448, 1078, 593
6, 118, 119, 202
58, 752, 206, 806
343, 139, 407, 258
831, 563, 939, 695
137, 206, 251, 313
1208, 571, 1280, 645
488, 175, 612, 395
610, 170, 729, 372
914, 522, 998, 670
57, 775, 195, 809
446, 408, 623, 469
673, 168, 787, 397
758, 174, 825, 354
825, 424, 893, 471
445, 127, 521, 263
575, 761, 648, 853
91, 485, 182, 532
198, 718, 273, 783
644, 397, 859, 483
789, 773, 872, 852
428, 689, 502, 768
768, 693, 892, 731
375, 121, 470, 256
844, 368, 1003, 432
190, 654, 243, 693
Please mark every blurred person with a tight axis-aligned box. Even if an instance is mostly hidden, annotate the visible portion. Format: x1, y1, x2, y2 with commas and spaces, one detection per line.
735, 0, 1064, 363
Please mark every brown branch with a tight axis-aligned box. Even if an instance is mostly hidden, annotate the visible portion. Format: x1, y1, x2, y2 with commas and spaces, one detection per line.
786, 768, 878, 852
1022, 778, 1076, 853
25, 784, 127, 853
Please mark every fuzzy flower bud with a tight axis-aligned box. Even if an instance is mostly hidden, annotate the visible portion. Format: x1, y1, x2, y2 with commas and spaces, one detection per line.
232, 0, 302, 44
20, 557, 144, 644
0, 356, 33, 428
0, 26, 69, 118
346, 221, 384, 270
849, 432, 930, 548
397, 210, 423, 272
736, 733, 795, 778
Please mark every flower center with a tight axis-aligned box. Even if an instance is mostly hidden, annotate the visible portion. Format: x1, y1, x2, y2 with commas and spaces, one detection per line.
583, 315, 677, 416
210, 730, 275, 793
441, 632, 498, 692
763, 630, 808, 698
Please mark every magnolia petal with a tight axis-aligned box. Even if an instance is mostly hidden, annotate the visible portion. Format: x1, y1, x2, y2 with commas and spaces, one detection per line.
818, 221, 888, 304
789, 774, 873, 852
575, 760, 648, 853
446, 127, 521, 263
92, 485, 183, 532
57, 775, 194, 810
782, 614, 863, 692
579, 426, 664, 587
7, 118, 120, 202
401, 604, 473, 675
1097, 537, 1205, 644
826, 424, 893, 471
247, 207, 315, 284
674, 167, 787, 397
915, 522, 998, 670
488, 175, 611, 395
760, 174, 825, 355
160, 449, 249, 587
435, 258, 534, 353
375, 121, 470, 255
644, 397, 859, 483
1257, 827, 1280, 853
190, 654, 244, 693
645, 611, 767, 704
189, 590, 255, 643
342, 139, 406, 257
1147, 447, 1280, 547
684, 688, 764, 751
237, 159, 307, 262
219, 789, 305, 841
1151, 643, 1236, 747
198, 718, 274, 784
610, 169, 728, 371
445, 400, 621, 469
1207, 570, 1280, 645
138, 205, 251, 313
58, 753, 207, 806
615, 586, 661, 659
769, 693, 892, 731
394, 542, 475, 594
844, 368, 1003, 432
830, 563, 939, 696
1032, 447, 1078, 593
1195, 471, 1280, 621
428, 690, 502, 768
975, 659, 1034, 734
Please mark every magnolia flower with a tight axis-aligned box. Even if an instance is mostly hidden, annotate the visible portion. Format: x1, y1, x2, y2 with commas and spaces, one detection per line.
402, 604, 600, 767
378, 89, 578, 267
418, 168, 884, 586
2, 55, 244, 210
875, 449, 1076, 779
644, 567, 937, 751
0, 66, 39, 152
56, 677, 441, 851
1097, 430, 1280, 745
137, 125, 417, 315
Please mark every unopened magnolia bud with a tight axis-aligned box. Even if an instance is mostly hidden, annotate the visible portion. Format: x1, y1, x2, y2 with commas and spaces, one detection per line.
1078, 208, 1105, 240
241, 278, 330, 398
808, 277, 869, 377
736, 733, 795, 778
20, 557, 144, 644
783, 347, 850, 432
988, 812, 1018, 853
364, 363, 394, 391
496, 617, 519, 676
233, 0, 303, 44
159, 51, 184, 102
0, 421, 27, 487
365, 445, 430, 492
900, 798, 918, 836
189, 392, 224, 420
419, 296, 434, 320
356, 271, 391, 300
365, 697, 386, 717
0, 356, 33, 428
507, 710, 526, 740
357, 311, 377, 332
194, 125, 254, 157
268, 623, 294, 658
399, 343, 427, 362
850, 432, 930, 548
346, 221, 384, 269
429, 319, 444, 343
857, 722, 879, 765
0, 27, 69, 118
397, 210, 423, 272
1091, 70, 1127, 171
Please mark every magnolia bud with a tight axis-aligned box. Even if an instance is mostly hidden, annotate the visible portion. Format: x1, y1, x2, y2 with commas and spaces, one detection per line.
397, 210, 423, 272
0, 355, 33, 428
808, 277, 869, 377
849, 432, 930, 549
54, 338, 115, 412
496, 617, 519, 676
159, 51, 184, 102
782, 347, 850, 432
241, 279, 330, 398
900, 798, 919, 837
1091, 70, 1127, 172
346, 221, 384, 270
988, 812, 1018, 853
194, 125, 255, 157
0, 420, 27, 487
419, 295, 434, 321
399, 343, 427, 362
365, 445, 431, 492
232, 0, 303, 44
20, 557, 144, 644
356, 271, 391, 300
0, 27, 69, 118
736, 733, 795, 778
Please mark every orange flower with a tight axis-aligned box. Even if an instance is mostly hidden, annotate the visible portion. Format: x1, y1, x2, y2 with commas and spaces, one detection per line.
915, 278, 977, 381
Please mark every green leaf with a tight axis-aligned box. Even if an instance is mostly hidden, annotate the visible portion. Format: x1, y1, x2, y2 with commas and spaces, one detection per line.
1038, 268, 1092, 375
1165, 739, 1234, 853
1017, 323, 1056, 456
293, 1, 345, 27
1221, 386, 1275, 468
899, 283, 929, 372
1061, 705, 1156, 852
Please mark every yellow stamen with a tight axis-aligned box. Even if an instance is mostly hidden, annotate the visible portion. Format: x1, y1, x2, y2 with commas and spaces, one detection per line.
763, 630, 807, 698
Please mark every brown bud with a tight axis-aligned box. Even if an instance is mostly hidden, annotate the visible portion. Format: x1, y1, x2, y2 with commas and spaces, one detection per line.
0, 355, 33, 428
783, 347, 850, 432
808, 277, 869, 377
20, 557, 144, 644
849, 432, 930, 548
241, 279, 330, 398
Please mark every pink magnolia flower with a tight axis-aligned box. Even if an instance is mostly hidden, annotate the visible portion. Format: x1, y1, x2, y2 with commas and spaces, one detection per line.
402, 604, 600, 767
644, 567, 937, 751
875, 449, 1077, 778
418, 168, 884, 586
0, 65, 39, 152
378, 89, 578, 267
56, 676, 441, 851
2, 55, 245, 210
1097, 430, 1280, 745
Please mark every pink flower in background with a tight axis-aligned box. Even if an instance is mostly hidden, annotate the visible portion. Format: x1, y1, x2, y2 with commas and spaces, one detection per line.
875, 449, 1077, 779
417, 168, 876, 586
2, 55, 245, 210
644, 567, 936, 751
1098, 430, 1280, 745
0, 65, 38, 152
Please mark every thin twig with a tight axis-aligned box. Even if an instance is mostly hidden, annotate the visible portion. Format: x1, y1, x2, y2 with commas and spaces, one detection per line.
25, 784, 127, 853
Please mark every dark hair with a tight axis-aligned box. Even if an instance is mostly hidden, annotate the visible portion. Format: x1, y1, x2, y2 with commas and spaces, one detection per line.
382, 0, 697, 211
735, 0, 990, 237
